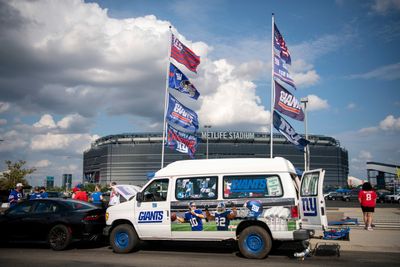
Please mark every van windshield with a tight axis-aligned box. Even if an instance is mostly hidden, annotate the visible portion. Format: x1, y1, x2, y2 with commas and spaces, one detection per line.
223, 175, 283, 199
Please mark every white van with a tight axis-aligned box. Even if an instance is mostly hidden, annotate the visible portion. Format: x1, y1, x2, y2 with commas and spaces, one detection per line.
104, 157, 327, 259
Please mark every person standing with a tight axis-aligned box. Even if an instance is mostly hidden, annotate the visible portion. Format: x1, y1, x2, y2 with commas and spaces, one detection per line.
108, 182, 120, 207
8, 183, 24, 207
73, 184, 88, 202
358, 182, 377, 231
40, 186, 48, 198
90, 184, 104, 208
29, 186, 43, 200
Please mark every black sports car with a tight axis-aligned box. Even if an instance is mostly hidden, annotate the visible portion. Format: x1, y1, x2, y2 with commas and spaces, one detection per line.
0, 198, 105, 250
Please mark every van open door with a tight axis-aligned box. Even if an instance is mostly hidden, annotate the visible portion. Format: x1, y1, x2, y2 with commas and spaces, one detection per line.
299, 169, 328, 230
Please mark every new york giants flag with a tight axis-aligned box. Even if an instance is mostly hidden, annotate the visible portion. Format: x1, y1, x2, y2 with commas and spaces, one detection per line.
274, 23, 291, 65
273, 111, 309, 150
169, 63, 200, 100
167, 124, 199, 158
274, 81, 304, 121
171, 34, 200, 73
274, 55, 296, 89
167, 94, 199, 132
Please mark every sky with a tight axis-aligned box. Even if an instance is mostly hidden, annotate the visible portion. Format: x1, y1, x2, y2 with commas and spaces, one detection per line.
0, 0, 399, 187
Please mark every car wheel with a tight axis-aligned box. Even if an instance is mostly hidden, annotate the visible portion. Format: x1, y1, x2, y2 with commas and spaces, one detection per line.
47, 224, 72, 251
238, 226, 272, 259
110, 224, 139, 253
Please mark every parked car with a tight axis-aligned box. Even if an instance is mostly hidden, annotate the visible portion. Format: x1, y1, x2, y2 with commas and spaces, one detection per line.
324, 191, 344, 200
0, 198, 105, 250
342, 189, 361, 202
385, 193, 400, 203
376, 191, 390, 203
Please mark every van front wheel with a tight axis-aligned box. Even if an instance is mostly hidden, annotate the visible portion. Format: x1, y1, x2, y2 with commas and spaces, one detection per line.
110, 224, 139, 253
238, 226, 272, 259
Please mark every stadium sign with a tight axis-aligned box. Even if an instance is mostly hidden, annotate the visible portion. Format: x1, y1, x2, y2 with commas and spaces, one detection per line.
201, 131, 255, 140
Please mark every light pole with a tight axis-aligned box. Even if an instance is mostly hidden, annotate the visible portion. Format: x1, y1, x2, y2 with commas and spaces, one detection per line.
301, 97, 309, 171
204, 125, 212, 159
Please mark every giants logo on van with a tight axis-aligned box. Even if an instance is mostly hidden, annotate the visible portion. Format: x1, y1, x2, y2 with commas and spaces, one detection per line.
138, 211, 163, 223
302, 197, 317, 216
231, 179, 266, 193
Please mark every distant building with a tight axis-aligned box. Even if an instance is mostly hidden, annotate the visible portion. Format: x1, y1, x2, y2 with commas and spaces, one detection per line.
83, 132, 349, 189
46, 176, 54, 188
62, 174, 72, 190
367, 162, 400, 189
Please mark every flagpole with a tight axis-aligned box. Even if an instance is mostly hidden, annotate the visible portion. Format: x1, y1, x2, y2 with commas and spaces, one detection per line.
270, 13, 275, 158
161, 26, 173, 168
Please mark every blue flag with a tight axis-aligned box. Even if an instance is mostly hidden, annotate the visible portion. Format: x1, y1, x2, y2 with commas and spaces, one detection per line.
274, 55, 296, 89
169, 63, 200, 100
274, 23, 291, 65
166, 124, 199, 158
274, 81, 304, 121
273, 111, 309, 150
167, 94, 199, 132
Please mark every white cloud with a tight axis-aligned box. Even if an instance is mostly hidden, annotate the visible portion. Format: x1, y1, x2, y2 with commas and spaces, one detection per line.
0, 102, 10, 113
32, 159, 51, 168
33, 114, 57, 129
379, 115, 400, 130
30, 133, 98, 153
306, 94, 329, 111
198, 59, 270, 131
347, 62, 400, 81
347, 103, 356, 110
360, 115, 400, 133
0, 130, 29, 152
370, 0, 400, 14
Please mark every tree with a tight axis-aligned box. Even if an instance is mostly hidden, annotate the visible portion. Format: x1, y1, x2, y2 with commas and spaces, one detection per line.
0, 160, 36, 190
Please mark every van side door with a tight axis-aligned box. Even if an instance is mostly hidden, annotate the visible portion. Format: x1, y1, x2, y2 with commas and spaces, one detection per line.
299, 169, 328, 230
135, 178, 171, 239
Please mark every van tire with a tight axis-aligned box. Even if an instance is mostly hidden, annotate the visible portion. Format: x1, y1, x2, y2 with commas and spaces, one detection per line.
238, 226, 272, 259
110, 224, 139, 253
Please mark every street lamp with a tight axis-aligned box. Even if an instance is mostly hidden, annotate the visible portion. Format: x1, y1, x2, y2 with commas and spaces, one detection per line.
204, 125, 212, 159
301, 97, 309, 171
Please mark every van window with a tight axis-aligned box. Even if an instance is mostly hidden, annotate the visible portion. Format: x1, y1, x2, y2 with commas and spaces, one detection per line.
300, 172, 318, 197
143, 179, 169, 202
175, 176, 218, 200
223, 175, 283, 199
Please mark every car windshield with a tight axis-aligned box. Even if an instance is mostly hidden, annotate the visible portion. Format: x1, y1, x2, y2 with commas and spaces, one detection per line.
62, 200, 96, 210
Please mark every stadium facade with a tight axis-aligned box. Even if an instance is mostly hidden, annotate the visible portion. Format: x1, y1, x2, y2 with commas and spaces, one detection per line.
83, 132, 348, 189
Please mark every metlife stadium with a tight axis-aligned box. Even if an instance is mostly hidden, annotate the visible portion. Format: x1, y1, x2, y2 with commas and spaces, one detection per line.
83, 132, 348, 189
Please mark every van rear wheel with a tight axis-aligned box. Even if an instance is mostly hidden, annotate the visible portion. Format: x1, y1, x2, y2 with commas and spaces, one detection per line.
238, 226, 272, 259
110, 224, 139, 253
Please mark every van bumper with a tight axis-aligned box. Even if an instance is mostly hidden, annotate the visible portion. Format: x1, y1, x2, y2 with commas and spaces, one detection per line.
293, 229, 310, 240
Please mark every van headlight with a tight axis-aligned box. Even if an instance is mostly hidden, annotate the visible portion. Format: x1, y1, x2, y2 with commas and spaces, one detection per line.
105, 212, 109, 221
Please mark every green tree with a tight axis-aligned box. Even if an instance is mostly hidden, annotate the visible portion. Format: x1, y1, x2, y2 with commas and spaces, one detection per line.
0, 160, 36, 190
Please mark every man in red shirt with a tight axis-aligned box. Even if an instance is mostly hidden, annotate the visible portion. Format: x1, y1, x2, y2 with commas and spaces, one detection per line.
72, 184, 88, 202
358, 182, 377, 231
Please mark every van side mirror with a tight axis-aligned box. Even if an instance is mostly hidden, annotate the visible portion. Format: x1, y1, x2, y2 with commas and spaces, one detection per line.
136, 192, 144, 202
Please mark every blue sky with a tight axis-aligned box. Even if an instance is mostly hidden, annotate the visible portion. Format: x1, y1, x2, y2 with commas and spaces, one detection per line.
0, 0, 399, 186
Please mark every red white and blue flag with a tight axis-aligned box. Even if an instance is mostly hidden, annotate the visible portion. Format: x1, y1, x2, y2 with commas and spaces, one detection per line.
171, 34, 200, 73
274, 55, 296, 89
166, 94, 199, 132
169, 63, 200, 100
274, 81, 304, 121
166, 124, 199, 158
274, 23, 291, 65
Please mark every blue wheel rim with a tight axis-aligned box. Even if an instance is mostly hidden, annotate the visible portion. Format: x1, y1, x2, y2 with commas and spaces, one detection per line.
245, 233, 264, 253
114, 231, 129, 249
